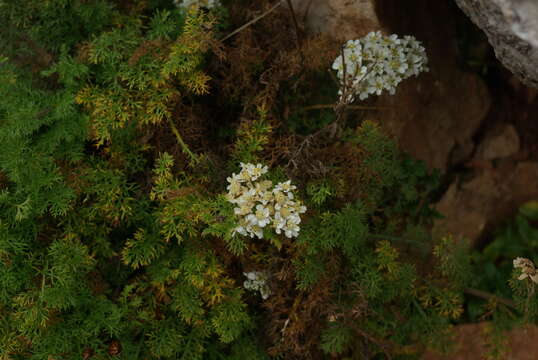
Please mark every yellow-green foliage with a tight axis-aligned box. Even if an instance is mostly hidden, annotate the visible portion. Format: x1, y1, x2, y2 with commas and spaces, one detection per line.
75, 9, 216, 145
160, 9, 216, 94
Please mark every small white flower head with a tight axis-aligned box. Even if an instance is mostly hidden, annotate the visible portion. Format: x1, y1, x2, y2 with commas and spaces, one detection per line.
331, 31, 428, 103
243, 271, 271, 299
513, 257, 538, 283
226, 163, 307, 240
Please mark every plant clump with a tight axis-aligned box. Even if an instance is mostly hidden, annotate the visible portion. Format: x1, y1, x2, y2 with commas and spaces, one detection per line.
0, 0, 534, 359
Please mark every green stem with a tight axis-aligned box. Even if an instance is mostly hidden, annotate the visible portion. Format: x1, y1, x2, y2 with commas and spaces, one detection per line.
368, 233, 431, 253
167, 117, 199, 165
412, 298, 428, 318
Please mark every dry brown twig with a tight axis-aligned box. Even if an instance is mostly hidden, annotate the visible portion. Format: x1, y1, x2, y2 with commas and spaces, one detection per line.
297, 104, 392, 112
464, 287, 517, 310
221, 1, 283, 42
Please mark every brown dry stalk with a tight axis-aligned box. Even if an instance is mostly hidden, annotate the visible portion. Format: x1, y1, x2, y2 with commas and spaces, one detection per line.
464, 287, 517, 310
221, 1, 282, 42
297, 104, 392, 112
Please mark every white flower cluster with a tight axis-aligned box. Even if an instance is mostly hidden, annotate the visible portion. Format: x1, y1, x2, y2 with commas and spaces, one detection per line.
226, 163, 307, 239
173, 0, 219, 10
331, 31, 428, 103
514, 257, 538, 283
243, 271, 271, 299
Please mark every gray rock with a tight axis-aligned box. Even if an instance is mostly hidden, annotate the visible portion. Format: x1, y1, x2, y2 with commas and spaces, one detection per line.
291, 0, 380, 39
455, 0, 538, 88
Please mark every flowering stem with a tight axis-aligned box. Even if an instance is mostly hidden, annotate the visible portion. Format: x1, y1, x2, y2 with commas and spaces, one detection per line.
167, 117, 199, 165
524, 283, 535, 322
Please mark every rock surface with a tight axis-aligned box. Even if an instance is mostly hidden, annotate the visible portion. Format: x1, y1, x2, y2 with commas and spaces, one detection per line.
434, 161, 538, 244
454, 0, 538, 88
291, 0, 380, 40
474, 123, 520, 160
372, 0, 491, 172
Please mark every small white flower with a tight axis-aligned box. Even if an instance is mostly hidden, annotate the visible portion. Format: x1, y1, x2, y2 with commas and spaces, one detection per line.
233, 225, 248, 237
284, 227, 299, 239
260, 287, 270, 300
274, 180, 293, 192
243, 271, 271, 299
273, 189, 289, 204
240, 163, 268, 182
226, 179, 243, 197
234, 203, 253, 216
249, 224, 264, 239
332, 57, 344, 71
513, 257, 538, 284
245, 204, 271, 228
255, 204, 271, 225
244, 271, 257, 281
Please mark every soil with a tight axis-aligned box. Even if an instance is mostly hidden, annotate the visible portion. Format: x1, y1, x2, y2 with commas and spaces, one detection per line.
422, 323, 538, 360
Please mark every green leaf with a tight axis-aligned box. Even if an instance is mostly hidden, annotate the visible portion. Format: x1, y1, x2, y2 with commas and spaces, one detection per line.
520, 200, 538, 221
